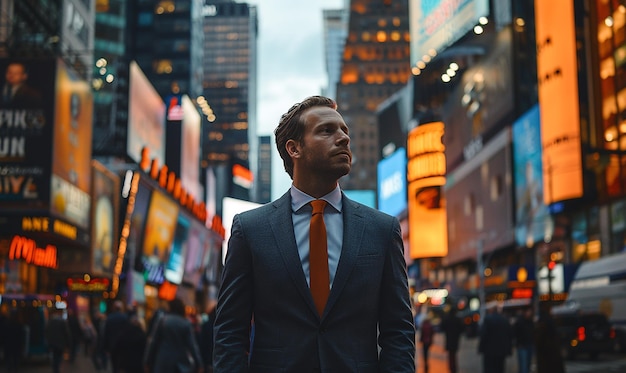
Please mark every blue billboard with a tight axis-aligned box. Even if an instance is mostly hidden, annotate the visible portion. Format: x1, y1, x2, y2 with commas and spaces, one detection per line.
377, 148, 407, 217
512, 105, 550, 247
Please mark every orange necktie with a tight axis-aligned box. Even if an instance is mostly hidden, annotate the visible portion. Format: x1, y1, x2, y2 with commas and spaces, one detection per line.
309, 199, 329, 316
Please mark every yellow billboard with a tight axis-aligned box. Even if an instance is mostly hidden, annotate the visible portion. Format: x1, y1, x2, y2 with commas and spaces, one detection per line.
407, 122, 448, 259
535, 0, 583, 204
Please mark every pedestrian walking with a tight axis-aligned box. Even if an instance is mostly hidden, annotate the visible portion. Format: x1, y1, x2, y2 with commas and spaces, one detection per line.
513, 307, 534, 373
91, 311, 108, 371
2, 310, 25, 372
198, 300, 216, 373
478, 302, 513, 373
441, 306, 465, 373
103, 300, 129, 373
419, 313, 435, 373
45, 308, 71, 373
213, 95, 416, 372
113, 314, 147, 373
533, 306, 565, 373
144, 297, 203, 373
66, 308, 83, 364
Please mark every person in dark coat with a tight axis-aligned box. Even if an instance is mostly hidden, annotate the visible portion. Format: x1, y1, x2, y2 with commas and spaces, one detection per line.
514, 307, 534, 373
2, 310, 25, 372
103, 300, 130, 373
113, 314, 147, 373
478, 303, 513, 373
441, 307, 465, 373
66, 308, 84, 363
143, 298, 203, 373
45, 308, 71, 373
198, 300, 216, 372
419, 314, 435, 373
91, 311, 108, 371
533, 306, 565, 373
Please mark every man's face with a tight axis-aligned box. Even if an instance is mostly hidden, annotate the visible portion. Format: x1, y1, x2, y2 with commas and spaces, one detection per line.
5, 64, 27, 86
296, 106, 352, 180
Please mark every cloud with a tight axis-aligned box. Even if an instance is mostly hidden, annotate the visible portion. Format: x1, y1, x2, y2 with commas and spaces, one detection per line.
246, 0, 344, 199
251, 0, 343, 134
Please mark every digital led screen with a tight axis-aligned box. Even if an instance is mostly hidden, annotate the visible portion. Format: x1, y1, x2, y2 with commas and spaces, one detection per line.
51, 58, 93, 229
128, 61, 165, 167
512, 105, 551, 248
91, 161, 120, 275
164, 212, 190, 285
0, 57, 55, 207
377, 148, 407, 217
409, 0, 489, 66
180, 95, 201, 200
407, 122, 448, 258
535, 0, 583, 204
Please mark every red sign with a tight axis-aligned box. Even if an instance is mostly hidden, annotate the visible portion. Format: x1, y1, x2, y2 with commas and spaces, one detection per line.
8, 235, 57, 269
67, 277, 110, 292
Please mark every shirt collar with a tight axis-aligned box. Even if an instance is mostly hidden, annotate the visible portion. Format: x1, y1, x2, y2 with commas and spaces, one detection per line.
290, 184, 342, 213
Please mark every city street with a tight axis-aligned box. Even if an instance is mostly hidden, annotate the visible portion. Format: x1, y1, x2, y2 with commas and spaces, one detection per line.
11, 332, 626, 373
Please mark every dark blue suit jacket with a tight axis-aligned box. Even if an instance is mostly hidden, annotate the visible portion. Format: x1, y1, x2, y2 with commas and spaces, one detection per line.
214, 192, 415, 372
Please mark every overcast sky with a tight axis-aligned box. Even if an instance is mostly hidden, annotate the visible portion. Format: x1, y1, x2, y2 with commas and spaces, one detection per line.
246, 0, 345, 199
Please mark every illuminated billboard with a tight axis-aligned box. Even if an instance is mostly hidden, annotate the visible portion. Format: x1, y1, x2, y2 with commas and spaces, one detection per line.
91, 160, 120, 275
128, 61, 165, 167
142, 189, 179, 284
0, 58, 55, 207
51, 58, 93, 229
377, 148, 407, 217
407, 122, 448, 258
409, 0, 489, 66
180, 95, 201, 200
182, 218, 211, 286
512, 105, 551, 248
221, 197, 261, 264
535, 0, 583, 204
165, 212, 190, 285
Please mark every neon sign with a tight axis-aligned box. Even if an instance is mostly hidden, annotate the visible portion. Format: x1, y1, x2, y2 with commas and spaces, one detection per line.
8, 235, 58, 269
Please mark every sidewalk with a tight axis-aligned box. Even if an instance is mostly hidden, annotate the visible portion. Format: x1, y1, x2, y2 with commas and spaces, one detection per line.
17, 351, 109, 373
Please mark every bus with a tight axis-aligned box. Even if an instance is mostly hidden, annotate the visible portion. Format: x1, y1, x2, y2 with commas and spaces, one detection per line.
552, 251, 626, 352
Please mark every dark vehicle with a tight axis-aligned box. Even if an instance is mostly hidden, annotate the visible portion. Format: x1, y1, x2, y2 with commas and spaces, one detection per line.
552, 311, 616, 360
457, 308, 480, 338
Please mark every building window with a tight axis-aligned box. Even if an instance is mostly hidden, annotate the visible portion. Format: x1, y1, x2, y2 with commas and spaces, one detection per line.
464, 194, 475, 216
154, 60, 173, 74
490, 175, 503, 201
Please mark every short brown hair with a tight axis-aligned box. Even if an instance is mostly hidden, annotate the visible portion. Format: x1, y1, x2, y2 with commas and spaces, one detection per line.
274, 95, 337, 179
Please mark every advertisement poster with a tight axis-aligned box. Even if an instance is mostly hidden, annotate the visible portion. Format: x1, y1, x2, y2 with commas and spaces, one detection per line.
513, 105, 551, 247
90, 161, 119, 274
0, 58, 55, 207
51, 58, 93, 228
142, 189, 178, 284
182, 218, 208, 285
128, 61, 165, 166
165, 212, 190, 285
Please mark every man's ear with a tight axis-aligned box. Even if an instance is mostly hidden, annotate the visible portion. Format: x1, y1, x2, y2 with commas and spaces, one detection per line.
286, 140, 300, 158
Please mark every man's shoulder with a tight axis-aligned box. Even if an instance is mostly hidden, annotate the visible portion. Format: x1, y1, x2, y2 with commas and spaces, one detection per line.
344, 197, 396, 221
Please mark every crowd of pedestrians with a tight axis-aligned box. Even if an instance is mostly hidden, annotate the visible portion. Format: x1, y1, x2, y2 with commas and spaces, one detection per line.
0, 297, 216, 373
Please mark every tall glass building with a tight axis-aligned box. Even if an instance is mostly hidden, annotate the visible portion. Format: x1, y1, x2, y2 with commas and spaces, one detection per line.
202, 1, 258, 203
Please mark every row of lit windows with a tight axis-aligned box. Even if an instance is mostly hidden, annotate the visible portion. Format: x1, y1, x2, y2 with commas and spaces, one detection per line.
598, 3, 626, 154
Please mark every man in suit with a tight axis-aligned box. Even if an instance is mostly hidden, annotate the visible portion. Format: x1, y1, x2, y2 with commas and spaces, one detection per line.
213, 95, 416, 372
1, 61, 42, 109
478, 303, 513, 373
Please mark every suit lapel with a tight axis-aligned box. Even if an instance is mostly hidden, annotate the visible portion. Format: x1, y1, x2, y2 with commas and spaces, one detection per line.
323, 196, 365, 318
269, 192, 319, 315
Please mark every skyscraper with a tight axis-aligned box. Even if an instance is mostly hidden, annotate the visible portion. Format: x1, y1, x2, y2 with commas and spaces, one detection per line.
130, 0, 204, 100
322, 6, 348, 100
202, 1, 258, 204
336, 0, 411, 192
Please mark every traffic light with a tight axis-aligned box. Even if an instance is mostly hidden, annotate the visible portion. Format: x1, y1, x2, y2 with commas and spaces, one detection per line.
548, 260, 556, 271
